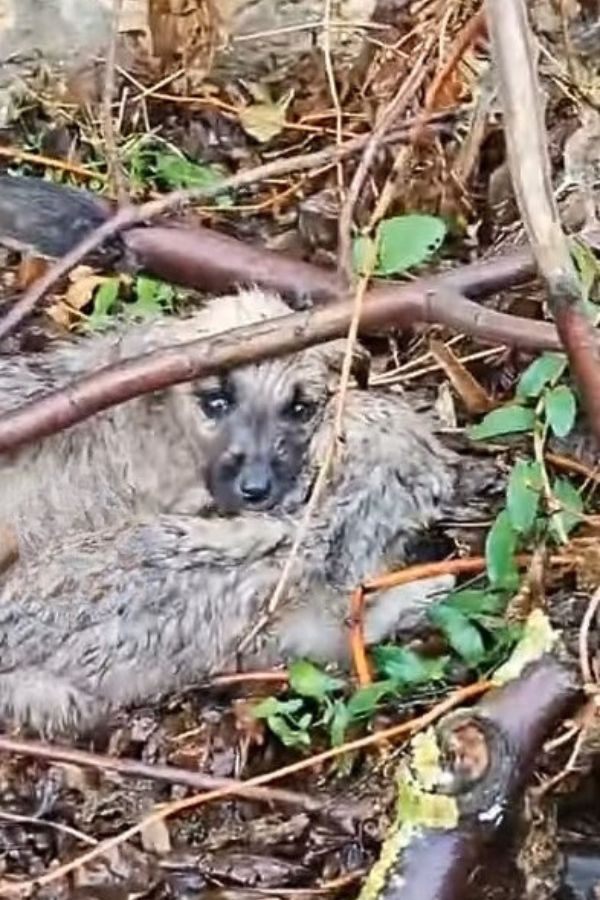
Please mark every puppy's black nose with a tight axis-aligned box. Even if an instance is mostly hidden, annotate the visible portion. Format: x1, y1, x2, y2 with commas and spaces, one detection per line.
239, 464, 272, 504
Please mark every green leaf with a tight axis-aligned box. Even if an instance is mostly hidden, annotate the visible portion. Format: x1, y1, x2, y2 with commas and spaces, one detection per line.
506, 460, 543, 534
154, 152, 233, 206
345, 680, 399, 720
372, 646, 447, 686
516, 353, 567, 400
549, 477, 584, 540
571, 237, 600, 304
446, 589, 505, 617
486, 510, 519, 590
288, 659, 344, 701
329, 699, 352, 746
468, 405, 536, 441
252, 696, 313, 748
267, 714, 312, 748
376, 215, 446, 275
428, 605, 486, 666
252, 696, 304, 720
544, 385, 577, 438
129, 276, 175, 319
87, 277, 120, 329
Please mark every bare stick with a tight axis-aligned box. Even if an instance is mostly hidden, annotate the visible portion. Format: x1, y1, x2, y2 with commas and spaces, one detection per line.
0, 735, 322, 811
336, 44, 433, 282
0, 284, 567, 455
0, 114, 456, 343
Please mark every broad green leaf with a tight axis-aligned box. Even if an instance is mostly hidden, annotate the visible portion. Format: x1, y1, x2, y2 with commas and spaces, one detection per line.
549, 477, 584, 540
516, 353, 567, 400
506, 460, 543, 534
446, 589, 505, 617
486, 510, 519, 590
329, 699, 352, 746
130, 276, 175, 319
492, 609, 557, 684
154, 152, 233, 206
544, 385, 577, 438
376, 215, 446, 275
88, 277, 120, 329
346, 680, 399, 719
288, 659, 344, 701
372, 646, 447, 685
571, 237, 600, 304
267, 713, 312, 748
468, 405, 535, 441
428, 605, 486, 666
252, 696, 304, 720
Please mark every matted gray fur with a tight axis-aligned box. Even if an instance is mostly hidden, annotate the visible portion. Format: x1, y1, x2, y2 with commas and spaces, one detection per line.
0, 289, 458, 735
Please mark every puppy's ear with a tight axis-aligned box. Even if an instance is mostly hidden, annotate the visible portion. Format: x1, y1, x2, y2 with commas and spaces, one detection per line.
318, 339, 371, 389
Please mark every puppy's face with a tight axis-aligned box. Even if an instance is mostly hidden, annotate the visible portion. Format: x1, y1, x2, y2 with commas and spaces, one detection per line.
192, 353, 330, 514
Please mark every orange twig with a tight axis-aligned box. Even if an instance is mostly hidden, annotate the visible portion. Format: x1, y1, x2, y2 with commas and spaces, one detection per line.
0, 146, 106, 182
362, 552, 573, 595
349, 587, 372, 686
2, 681, 492, 896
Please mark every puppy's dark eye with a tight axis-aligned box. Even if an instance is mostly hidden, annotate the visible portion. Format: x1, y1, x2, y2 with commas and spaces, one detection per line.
283, 391, 317, 423
198, 389, 234, 420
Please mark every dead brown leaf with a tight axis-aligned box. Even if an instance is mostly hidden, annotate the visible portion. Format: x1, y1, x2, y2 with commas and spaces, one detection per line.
429, 338, 495, 415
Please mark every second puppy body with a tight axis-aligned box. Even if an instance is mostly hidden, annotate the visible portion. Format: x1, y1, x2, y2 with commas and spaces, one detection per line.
0, 289, 457, 734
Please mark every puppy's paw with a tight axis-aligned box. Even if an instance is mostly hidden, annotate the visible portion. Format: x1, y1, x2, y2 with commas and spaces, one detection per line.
364, 574, 455, 645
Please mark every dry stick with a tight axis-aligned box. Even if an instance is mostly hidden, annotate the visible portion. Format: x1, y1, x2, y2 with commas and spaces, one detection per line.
578, 585, 600, 685
321, 0, 344, 196
1, 681, 491, 897
0, 113, 457, 343
0, 286, 572, 454
252, 53, 456, 655
237, 229, 378, 656
101, 0, 128, 205
0, 146, 106, 182
336, 43, 433, 283
369, 8, 487, 236
485, 0, 600, 445
0, 736, 321, 812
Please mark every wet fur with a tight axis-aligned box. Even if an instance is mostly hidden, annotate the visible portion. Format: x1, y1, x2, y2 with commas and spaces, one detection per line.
0, 290, 458, 735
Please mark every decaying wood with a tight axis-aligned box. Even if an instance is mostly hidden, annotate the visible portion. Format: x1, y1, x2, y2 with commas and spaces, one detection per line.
359, 657, 579, 900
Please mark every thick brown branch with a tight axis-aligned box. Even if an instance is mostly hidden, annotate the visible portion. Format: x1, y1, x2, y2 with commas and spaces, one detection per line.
0, 284, 570, 454
485, 0, 600, 444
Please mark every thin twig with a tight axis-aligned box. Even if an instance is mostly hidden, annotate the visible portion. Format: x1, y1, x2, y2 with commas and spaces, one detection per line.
578, 585, 600, 685
0, 120, 453, 343
0, 810, 98, 846
336, 44, 433, 283
321, 0, 345, 196
101, 0, 128, 204
0, 735, 321, 812
0, 681, 492, 896
0, 147, 106, 181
